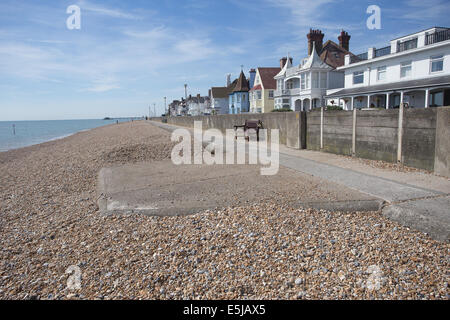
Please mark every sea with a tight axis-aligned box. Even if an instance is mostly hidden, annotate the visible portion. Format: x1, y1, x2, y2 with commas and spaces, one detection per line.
0, 119, 136, 152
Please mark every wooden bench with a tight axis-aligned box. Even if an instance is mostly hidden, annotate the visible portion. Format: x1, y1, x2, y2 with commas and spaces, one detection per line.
234, 119, 263, 141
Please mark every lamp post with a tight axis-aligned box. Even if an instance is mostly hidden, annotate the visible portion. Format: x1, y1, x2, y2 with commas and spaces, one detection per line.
164, 97, 167, 116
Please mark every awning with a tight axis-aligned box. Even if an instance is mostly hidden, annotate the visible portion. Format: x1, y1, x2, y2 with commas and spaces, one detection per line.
326, 75, 450, 98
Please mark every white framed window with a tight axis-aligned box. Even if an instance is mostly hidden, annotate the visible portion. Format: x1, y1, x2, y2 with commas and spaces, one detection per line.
237, 95, 241, 103
430, 55, 444, 73
400, 61, 412, 78
377, 66, 386, 81
353, 71, 364, 85
300, 74, 306, 90
306, 73, 310, 89
257, 91, 262, 100
268, 90, 274, 99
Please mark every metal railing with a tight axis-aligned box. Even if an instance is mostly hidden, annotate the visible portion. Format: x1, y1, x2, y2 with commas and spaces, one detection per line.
375, 46, 391, 58
397, 38, 417, 52
425, 29, 450, 45
350, 52, 368, 64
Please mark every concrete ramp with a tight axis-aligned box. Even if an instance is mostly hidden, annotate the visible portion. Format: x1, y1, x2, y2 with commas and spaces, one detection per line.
97, 161, 376, 216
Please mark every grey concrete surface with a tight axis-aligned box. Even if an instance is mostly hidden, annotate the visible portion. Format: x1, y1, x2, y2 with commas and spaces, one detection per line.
382, 196, 450, 242
97, 161, 375, 216
144, 121, 450, 241
435, 107, 450, 178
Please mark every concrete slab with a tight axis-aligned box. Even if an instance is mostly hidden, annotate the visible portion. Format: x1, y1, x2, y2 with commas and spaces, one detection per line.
383, 196, 450, 242
97, 161, 376, 216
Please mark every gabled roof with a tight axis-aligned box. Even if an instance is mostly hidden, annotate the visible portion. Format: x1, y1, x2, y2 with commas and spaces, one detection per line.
210, 87, 229, 98
257, 67, 281, 89
232, 71, 250, 92
250, 84, 262, 92
320, 40, 357, 68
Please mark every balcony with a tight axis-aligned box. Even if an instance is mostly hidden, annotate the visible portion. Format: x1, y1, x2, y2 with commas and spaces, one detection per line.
274, 88, 301, 97
375, 46, 391, 58
397, 38, 417, 52
350, 52, 368, 64
425, 29, 450, 45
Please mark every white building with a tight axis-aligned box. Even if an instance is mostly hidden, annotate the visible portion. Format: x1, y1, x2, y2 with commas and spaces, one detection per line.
274, 29, 355, 111
326, 27, 450, 109
186, 94, 211, 116
209, 87, 229, 114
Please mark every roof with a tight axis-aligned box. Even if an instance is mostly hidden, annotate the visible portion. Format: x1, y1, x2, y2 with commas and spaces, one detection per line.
390, 26, 449, 41
257, 67, 281, 89
232, 71, 250, 92
250, 84, 262, 91
210, 87, 229, 98
275, 58, 293, 78
302, 42, 332, 70
326, 75, 450, 98
320, 40, 357, 68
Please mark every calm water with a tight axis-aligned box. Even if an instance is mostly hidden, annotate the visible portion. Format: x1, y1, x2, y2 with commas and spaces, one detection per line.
0, 119, 134, 152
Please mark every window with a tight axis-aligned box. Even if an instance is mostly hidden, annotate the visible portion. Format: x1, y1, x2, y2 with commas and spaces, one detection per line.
257, 91, 262, 100
312, 72, 319, 88
430, 55, 444, 73
400, 61, 412, 78
353, 71, 364, 84
377, 66, 386, 81
242, 94, 246, 101
306, 73, 310, 89
320, 72, 327, 88
268, 90, 274, 99
300, 74, 306, 90
237, 95, 241, 103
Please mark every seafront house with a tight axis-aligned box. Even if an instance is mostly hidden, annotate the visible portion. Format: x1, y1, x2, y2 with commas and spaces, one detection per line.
274, 29, 357, 111
186, 94, 211, 116
249, 66, 281, 113
228, 69, 254, 114
326, 27, 450, 109
209, 87, 230, 115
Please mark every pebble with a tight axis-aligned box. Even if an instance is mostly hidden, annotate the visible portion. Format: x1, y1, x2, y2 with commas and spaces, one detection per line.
0, 121, 447, 300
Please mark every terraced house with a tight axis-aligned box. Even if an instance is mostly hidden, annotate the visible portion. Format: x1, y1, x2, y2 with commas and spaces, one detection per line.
249, 66, 281, 113
274, 29, 357, 111
326, 27, 450, 109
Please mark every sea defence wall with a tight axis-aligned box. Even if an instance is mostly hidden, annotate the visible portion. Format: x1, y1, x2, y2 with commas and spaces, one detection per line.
152, 106, 450, 177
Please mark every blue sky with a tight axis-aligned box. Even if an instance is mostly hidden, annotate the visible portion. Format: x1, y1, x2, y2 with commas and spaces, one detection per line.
1, 0, 449, 120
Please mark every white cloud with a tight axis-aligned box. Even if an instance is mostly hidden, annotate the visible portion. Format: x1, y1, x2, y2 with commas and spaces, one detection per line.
77, 0, 141, 20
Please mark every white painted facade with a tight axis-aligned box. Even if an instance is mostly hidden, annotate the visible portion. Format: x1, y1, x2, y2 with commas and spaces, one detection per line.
326, 27, 450, 110
274, 44, 344, 111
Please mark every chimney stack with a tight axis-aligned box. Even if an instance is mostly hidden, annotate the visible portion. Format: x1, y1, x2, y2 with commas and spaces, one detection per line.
226, 74, 231, 87
280, 57, 287, 68
307, 29, 324, 56
338, 30, 351, 51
